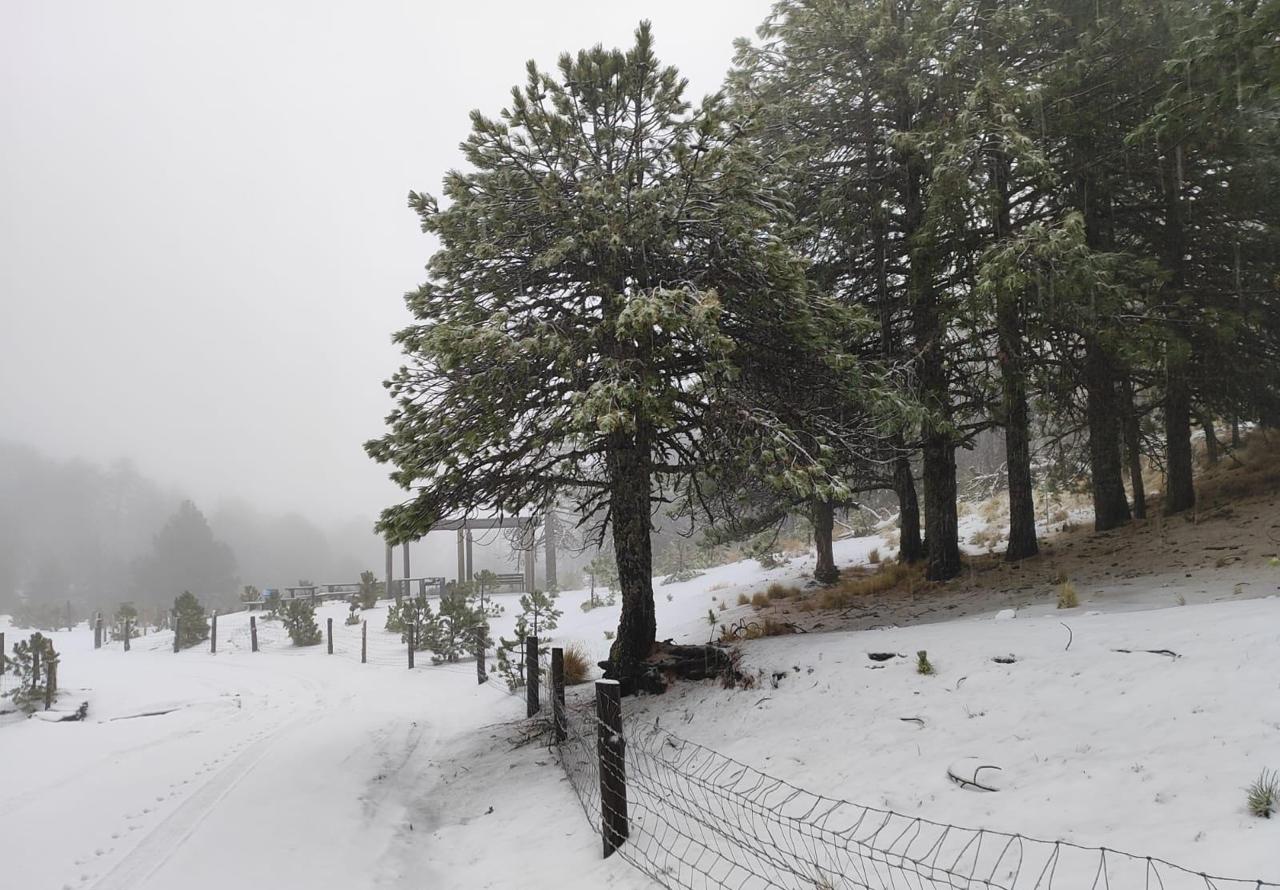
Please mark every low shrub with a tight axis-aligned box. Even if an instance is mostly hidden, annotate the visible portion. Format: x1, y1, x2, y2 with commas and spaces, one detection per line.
750, 592, 770, 610
1247, 768, 1278, 818
736, 593, 750, 606
867, 548, 881, 564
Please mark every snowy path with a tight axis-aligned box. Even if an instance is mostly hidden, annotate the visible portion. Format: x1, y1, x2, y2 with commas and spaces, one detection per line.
0, 611, 521, 890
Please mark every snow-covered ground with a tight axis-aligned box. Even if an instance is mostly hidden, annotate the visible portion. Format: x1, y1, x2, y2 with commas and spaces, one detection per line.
2, 526, 1278, 888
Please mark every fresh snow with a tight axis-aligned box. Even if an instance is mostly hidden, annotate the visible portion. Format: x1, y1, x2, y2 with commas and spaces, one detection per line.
2, 528, 1278, 888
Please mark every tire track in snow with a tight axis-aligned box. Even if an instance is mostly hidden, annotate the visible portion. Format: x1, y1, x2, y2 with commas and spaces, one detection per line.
86, 665, 324, 890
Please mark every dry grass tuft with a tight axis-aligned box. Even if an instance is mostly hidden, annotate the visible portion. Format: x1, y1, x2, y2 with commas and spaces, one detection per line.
736, 592, 750, 606
817, 561, 922, 610
867, 547, 881, 564
750, 591, 770, 610
562, 643, 593, 685
719, 617, 796, 642
766, 581, 801, 600
1057, 580, 1079, 609
969, 525, 1004, 552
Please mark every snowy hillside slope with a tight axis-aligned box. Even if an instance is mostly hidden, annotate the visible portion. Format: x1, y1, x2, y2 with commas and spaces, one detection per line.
3, 489, 1279, 888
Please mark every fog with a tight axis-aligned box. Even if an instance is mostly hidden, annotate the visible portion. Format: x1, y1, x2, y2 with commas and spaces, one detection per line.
0, 0, 772, 607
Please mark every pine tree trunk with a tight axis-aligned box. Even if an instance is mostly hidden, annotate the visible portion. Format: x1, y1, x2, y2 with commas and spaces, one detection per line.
1198, 412, 1220, 466
997, 284, 1037, 560
1160, 146, 1196, 516
1121, 379, 1147, 520
904, 148, 959, 582
922, 436, 961, 581
1085, 339, 1131, 530
1164, 369, 1196, 514
893, 453, 924, 564
811, 499, 839, 584
988, 137, 1038, 562
607, 431, 656, 676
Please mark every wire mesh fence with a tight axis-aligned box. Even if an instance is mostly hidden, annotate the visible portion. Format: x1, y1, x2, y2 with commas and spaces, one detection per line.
546, 677, 1278, 890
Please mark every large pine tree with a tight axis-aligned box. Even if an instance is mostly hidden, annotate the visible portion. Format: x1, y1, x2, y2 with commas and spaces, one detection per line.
367, 23, 882, 680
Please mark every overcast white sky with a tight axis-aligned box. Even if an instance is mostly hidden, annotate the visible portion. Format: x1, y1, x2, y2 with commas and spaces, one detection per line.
0, 0, 774, 526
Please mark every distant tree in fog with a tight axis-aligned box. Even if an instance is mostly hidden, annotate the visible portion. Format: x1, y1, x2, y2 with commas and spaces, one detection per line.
132, 501, 237, 607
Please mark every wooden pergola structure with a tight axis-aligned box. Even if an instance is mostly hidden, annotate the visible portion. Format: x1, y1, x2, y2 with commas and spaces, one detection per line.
385, 513, 558, 596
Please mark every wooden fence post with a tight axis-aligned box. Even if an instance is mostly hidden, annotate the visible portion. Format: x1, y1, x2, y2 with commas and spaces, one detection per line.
44, 659, 56, 710
361, 620, 367, 664
327, 617, 334, 655
476, 640, 487, 684
31, 643, 40, 693
250, 616, 258, 652
408, 624, 415, 669
551, 647, 566, 742
596, 679, 628, 858
210, 611, 218, 654
124, 619, 131, 652
0, 631, 5, 675
525, 635, 540, 718
94, 614, 103, 649
174, 617, 181, 653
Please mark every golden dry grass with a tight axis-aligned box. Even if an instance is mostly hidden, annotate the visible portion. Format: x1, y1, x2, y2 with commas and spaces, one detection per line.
766, 581, 801, 600
817, 561, 922, 610
867, 547, 881, 564
1057, 580, 1079, 609
562, 643, 593, 685
736, 592, 750, 606
750, 591, 770, 609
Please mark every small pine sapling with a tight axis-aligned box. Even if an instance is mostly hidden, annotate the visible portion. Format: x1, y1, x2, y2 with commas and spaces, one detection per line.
916, 650, 935, 676
496, 590, 562, 690
356, 570, 382, 610
282, 599, 323, 647
172, 591, 210, 649
3, 632, 59, 711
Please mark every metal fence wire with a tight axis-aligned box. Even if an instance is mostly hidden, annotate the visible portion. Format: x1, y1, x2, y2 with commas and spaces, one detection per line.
546, 692, 1277, 890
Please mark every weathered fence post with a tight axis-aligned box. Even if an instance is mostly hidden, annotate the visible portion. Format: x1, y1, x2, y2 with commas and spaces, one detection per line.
551, 647, 566, 742
31, 643, 41, 693
1, 631, 6, 675
361, 620, 367, 664
94, 614, 103, 649
596, 679, 628, 857
44, 659, 56, 710
250, 615, 258, 652
476, 640, 487, 684
173, 617, 181, 653
327, 617, 334, 655
525, 635, 540, 718
124, 619, 131, 652
210, 611, 218, 654
408, 624, 415, 669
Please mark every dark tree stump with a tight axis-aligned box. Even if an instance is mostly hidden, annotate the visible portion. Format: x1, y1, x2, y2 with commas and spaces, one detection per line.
600, 641, 736, 696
